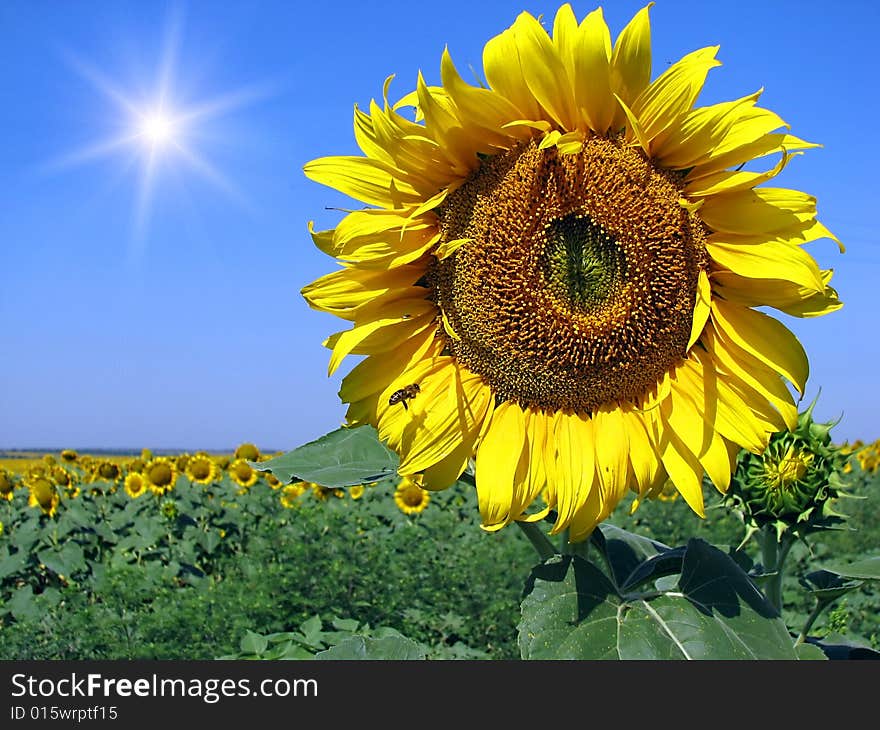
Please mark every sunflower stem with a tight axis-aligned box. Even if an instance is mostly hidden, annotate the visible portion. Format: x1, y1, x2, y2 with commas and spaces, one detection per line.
515, 521, 557, 562
795, 598, 832, 648
759, 526, 794, 616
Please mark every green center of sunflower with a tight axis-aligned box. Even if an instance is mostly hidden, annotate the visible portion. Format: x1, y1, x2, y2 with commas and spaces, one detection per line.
541, 213, 626, 311
432, 137, 708, 414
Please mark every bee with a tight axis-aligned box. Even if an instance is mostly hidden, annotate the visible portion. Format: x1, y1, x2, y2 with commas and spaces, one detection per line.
389, 383, 420, 411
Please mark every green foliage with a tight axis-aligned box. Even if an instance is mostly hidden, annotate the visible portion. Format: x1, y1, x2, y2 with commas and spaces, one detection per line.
518, 535, 801, 660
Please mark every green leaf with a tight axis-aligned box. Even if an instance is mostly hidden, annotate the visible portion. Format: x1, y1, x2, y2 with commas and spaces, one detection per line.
314, 634, 427, 660
253, 426, 399, 487
800, 570, 863, 601
519, 538, 800, 660
819, 556, 880, 580
795, 642, 828, 660
240, 630, 269, 656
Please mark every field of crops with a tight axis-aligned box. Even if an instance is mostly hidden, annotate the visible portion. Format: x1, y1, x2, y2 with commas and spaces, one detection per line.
0, 438, 877, 660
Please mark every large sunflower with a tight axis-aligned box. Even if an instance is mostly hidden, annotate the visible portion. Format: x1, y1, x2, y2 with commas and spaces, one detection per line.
302, 3, 842, 542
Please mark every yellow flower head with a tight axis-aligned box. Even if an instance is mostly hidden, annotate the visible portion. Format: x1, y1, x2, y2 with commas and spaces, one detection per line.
349, 484, 365, 500
264, 472, 283, 490
216, 456, 231, 470
124, 471, 149, 498
95, 460, 121, 482
60, 449, 78, 463
27, 477, 60, 517
185, 453, 220, 485
229, 458, 258, 490
0, 470, 15, 501
144, 457, 177, 495
280, 481, 307, 508
302, 3, 842, 541
394, 478, 431, 515
176, 453, 192, 472
234, 442, 262, 462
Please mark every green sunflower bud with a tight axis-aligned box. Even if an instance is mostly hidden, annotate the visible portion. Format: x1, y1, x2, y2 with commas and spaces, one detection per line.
724, 397, 852, 540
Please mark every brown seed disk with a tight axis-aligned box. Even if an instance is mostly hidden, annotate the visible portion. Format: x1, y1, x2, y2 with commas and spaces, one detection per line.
430, 137, 708, 414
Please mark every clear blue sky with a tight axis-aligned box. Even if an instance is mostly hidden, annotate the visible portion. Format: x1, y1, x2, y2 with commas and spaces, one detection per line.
1, 0, 877, 451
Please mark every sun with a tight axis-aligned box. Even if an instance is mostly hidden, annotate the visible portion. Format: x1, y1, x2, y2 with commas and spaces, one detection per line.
139, 112, 176, 148
43, 7, 275, 249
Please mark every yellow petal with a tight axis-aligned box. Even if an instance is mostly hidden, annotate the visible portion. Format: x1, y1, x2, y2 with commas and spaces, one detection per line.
572, 7, 615, 134
512, 11, 578, 129
326, 297, 436, 376
706, 236, 824, 293
483, 26, 542, 120
388, 360, 493, 476
475, 401, 527, 530
710, 297, 809, 395
303, 156, 423, 208
551, 411, 595, 534
684, 150, 796, 197
687, 269, 711, 351
301, 264, 426, 320
711, 269, 842, 318
610, 2, 654, 128
657, 427, 706, 518
631, 46, 721, 144
700, 187, 816, 236
703, 326, 798, 431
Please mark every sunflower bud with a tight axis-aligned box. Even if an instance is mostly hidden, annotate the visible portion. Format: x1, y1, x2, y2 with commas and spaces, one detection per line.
723, 398, 851, 539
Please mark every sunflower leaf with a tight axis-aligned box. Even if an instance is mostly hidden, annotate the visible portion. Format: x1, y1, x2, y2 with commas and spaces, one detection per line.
519, 538, 801, 659
253, 425, 399, 488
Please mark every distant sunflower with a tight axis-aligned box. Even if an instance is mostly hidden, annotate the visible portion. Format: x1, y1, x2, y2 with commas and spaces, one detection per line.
280, 482, 307, 508
185, 453, 220, 485
124, 472, 149, 499
144, 457, 177, 495
349, 484, 365, 500
234, 443, 262, 462
302, 3, 842, 541
0, 470, 14, 501
60, 449, 78, 463
216, 456, 231, 471
176, 453, 192, 472
229, 458, 258, 490
27, 476, 60, 518
264, 472, 283, 490
94, 460, 121, 482
393, 478, 431, 515
311, 484, 345, 501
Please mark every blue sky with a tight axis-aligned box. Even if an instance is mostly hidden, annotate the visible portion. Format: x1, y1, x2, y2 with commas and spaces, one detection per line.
1, 0, 877, 452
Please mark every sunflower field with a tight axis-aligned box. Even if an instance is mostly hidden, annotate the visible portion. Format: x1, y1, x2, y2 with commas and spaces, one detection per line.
0, 432, 878, 660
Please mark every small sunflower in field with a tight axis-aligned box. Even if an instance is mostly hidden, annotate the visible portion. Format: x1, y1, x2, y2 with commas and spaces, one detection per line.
144, 457, 178, 495
51, 466, 74, 488
264, 472, 283, 490
229, 458, 258, 491
128, 457, 146, 473
60, 449, 78, 463
303, 2, 842, 541
124, 471, 149, 498
394, 478, 431, 515
176, 453, 192, 472
215, 456, 231, 470
27, 476, 60, 518
234, 442, 262, 462
311, 483, 345, 501
280, 482, 308, 508
185, 453, 220, 485
94, 460, 121, 482
349, 484, 365, 500
42, 455, 57, 467
0, 470, 15, 501
141, 448, 154, 460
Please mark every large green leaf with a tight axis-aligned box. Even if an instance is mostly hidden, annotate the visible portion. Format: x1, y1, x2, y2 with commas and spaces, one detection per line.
314, 634, 426, 660
519, 538, 799, 660
819, 556, 880, 581
253, 425, 400, 487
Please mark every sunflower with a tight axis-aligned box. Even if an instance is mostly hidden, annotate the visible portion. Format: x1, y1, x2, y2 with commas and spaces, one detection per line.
264, 472, 283, 490
60, 449, 78, 463
144, 457, 178, 495
280, 482, 307, 508
234, 442, 262, 462
229, 458, 258, 490
311, 483, 345, 501
393, 478, 431, 515
27, 476, 60, 518
185, 453, 220, 485
349, 484, 366, 500
302, 3, 842, 542
124, 472, 149, 498
94, 460, 121, 482
0, 470, 14, 501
